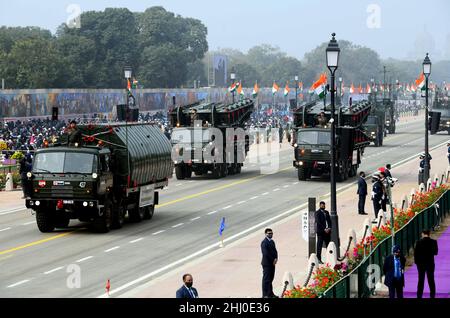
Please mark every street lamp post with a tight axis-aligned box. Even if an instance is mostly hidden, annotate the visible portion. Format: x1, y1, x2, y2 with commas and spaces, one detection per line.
370, 78, 375, 102
231, 68, 236, 104
326, 33, 341, 257
338, 77, 342, 105
123, 66, 132, 188
423, 53, 432, 187
295, 75, 299, 108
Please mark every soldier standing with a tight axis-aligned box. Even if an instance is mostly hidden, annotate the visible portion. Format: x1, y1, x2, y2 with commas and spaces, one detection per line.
66, 120, 81, 146
371, 174, 383, 222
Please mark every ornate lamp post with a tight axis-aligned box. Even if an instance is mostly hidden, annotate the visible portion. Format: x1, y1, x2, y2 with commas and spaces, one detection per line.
423, 53, 432, 187
326, 33, 341, 257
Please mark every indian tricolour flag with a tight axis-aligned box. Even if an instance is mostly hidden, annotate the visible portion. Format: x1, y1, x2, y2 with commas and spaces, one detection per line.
284, 83, 290, 97
349, 83, 355, 94
366, 83, 371, 94
237, 82, 244, 97
406, 84, 411, 92
411, 84, 416, 92
272, 82, 279, 95
252, 82, 259, 98
309, 73, 327, 98
415, 73, 425, 90
228, 82, 237, 93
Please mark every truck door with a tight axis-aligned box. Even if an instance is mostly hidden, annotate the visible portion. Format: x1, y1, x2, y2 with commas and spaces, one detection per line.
98, 154, 113, 194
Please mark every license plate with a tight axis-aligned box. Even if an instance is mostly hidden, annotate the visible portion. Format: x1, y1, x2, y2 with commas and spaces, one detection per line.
63, 200, 74, 204
318, 161, 326, 165
53, 181, 65, 186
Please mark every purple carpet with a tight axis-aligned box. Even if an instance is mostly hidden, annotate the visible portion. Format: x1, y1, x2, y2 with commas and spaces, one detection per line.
403, 226, 450, 298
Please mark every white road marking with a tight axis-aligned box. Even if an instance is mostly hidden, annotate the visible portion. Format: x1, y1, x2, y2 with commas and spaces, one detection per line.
292, 182, 299, 185
44, 267, 64, 275
176, 184, 182, 187
237, 201, 246, 205
273, 188, 280, 192
250, 196, 259, 200
283, 185, 289, 188
172, 223, 183, 228
152, 231, 165, 235
222, 205, 232, 210
207, 211, 218, 215
130, 238, 144, 243
262, 192, 269, 196
76, 256, 93, 263
0, 227, 12, 232
105, 246, 120, 253
0, 207, 26, 216
190, 217, 201, 221
22, 221, 35, 226
7, 280, 30, 288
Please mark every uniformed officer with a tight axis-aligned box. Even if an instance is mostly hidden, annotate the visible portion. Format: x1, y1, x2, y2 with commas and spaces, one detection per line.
67, 120, 81, 146
317, 112, 327, 128
371, 173, 383, 222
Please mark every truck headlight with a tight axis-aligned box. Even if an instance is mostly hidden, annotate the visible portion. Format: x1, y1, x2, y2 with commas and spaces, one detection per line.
92, 173, 98, 179
371, 132, 376, 135
35, 201, 40, 206
299, 161, 304, 166
27, 172, 32, 178
83, 201, 88, 207
294, 143, 298, 148
446, 121, 450, 125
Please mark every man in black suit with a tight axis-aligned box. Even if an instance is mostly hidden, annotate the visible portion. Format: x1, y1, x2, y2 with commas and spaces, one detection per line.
176, 274, 199, 298
261, 228, 278, 298
315, 201, 332, 264
384, 164, 392, 178
383, 245, 406, 298
357, 171, 368, 215
414, 229, 439, 298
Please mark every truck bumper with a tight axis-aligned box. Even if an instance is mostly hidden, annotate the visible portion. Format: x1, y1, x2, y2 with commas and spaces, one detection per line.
26, 198, 99, 210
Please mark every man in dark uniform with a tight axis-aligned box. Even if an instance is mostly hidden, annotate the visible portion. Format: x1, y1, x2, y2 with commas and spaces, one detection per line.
379, 171, 388, 214
19, 155, 33, 199
385, 164, 392, 178
383, 245, 406, 299
315, 201, 332, 264
261, 228, 278, 298
66, 120, 81, 146
357, 171, 368, 215
447, 143, 450, 164
371, 174, 383, 222
316, 112, 327, 127
414, 229, 438, 298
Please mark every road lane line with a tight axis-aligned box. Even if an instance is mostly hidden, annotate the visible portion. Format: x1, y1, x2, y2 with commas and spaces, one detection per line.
273, 188, 280, 192
190, 217, 201, 221
76, 256, 93, 263
222, 205, 232, 210
0, 207, 27, 216
262, 192, 269, 196
207, 211, 218, 215
250, 196, 259, 200
130, 238, 144, 243
105, 246, 120, 253
172, 223, 184, 228
283, 185, 289, 188
292, 182, 299, 185
0, 227, 12, 232
0, 231, 74, 256
152, 231, 165, 235
7, 280, 30, 288
44, 267, 64, 275
237, 201, 246, 205
22, 221, 35, 226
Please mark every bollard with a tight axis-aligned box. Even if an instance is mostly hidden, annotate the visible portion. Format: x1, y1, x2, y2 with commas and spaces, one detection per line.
302, 254, 319, 287
401, 194, 409, 210
348, 229, 357, 251
325, 242, 337, 269
427, 178, 432, 191
410, 188, 416, 205
5, 173, 14, 191
281, 272, 294, 295
434, 174, 439, 187
362, 218, 372, 241
419, 183, 425, 193
377, 212, 387, 228
446, 167, 450, 182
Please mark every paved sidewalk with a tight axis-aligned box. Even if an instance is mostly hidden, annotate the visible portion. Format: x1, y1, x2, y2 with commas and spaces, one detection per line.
123, 139, 449, 298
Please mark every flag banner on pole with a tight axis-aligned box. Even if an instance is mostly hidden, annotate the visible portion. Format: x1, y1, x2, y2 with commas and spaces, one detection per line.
127, 79, 131, 91
284, 82, 290, 97
349, 83, 355, 94
299, 81, 303, 90
219, 217, 226, 236
411, 84, 416, 92
228, 82, 237, 92
237, 82, 244, 98
252, 82, 259, 98
415, 72, 425, 90
272, 82, 279, 95
406, 84, 411, 92
358, 83, 363, 94
309, 73, 327, 98
366, 83, 371, 94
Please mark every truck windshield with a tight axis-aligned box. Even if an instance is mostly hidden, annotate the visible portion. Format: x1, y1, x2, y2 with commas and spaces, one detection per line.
171, 128, 211, 143
366, 117, 377, 125
33, 152, 97, 174
297, 131, 330, 145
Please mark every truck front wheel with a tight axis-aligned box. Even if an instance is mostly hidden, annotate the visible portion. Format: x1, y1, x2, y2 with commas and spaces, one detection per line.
298, 167, 306, 181
36, 210, 55, 233
129, 206, 146, 223
111, 204, 125, 229
175, 166, 185, 180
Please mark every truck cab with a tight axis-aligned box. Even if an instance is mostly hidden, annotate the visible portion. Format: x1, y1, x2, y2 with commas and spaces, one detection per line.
364, 115, 384, 147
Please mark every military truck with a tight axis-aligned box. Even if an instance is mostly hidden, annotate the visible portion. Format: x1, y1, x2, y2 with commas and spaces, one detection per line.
169, 99, 254, 179
25, 123, 173, 233
364, 115, 384, 147
429, 89, 450, 134
292, 100, 371, 181
382, 98, 396, 134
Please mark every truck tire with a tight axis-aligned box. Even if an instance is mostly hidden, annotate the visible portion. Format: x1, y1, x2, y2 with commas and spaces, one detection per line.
36, 211, 55, 233
221, 164, 228, 178
236, 164, 242, 174
298, 167, 306, 181
129, 206, 146, 223
194, 171, 203, 176
185, 166, 192, 179
228, 164, 236, 175
111, 204, 125, 229
55, 214, 70, 228
212, 166, 221, 179
143, 205, 155, 220
93, 201, 112, 233
175, 166, 185, 180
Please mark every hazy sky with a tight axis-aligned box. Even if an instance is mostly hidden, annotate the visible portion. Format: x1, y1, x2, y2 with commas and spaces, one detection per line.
1, 0, 449, 60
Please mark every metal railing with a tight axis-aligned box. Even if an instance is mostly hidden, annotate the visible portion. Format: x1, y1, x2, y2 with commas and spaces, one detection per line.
321, 189, 450, 298
0, 164, 19, 175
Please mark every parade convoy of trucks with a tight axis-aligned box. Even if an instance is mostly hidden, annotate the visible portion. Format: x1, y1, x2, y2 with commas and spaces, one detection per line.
169, 99, 254, 179
25, 123, 173, 233
292, 100, 371, 181
429, 88, 450, 135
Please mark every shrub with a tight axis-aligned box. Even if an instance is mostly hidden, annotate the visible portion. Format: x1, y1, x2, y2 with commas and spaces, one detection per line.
11, 151, 24, 161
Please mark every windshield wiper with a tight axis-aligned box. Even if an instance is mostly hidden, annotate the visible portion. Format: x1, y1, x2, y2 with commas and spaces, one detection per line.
298, 140, 311, 145
64, 172, 89, 175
